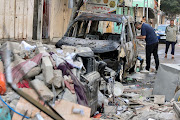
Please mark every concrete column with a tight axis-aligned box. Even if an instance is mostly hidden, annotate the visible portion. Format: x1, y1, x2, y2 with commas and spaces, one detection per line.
143, 0, 145, 16
157, 0, 161, 27
146, 0, 148, 23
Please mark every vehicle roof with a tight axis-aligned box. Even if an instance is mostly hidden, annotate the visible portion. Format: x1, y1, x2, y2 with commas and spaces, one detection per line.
75, 13, 134, 23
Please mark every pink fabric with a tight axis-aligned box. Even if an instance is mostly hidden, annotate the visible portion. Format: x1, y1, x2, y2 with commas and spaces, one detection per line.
64, 80, 75, 94
12, 53, 43, 84
17, 80, 31, 88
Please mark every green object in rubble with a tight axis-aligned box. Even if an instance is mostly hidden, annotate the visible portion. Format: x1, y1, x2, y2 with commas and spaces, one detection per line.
127, 78, 133, 81
0, 104, 11, 120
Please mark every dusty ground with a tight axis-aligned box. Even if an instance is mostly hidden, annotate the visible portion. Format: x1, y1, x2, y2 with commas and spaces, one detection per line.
124, 34, 180, 91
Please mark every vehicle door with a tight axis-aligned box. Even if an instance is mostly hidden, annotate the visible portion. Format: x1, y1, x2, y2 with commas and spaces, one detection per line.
123, 21, 137, 69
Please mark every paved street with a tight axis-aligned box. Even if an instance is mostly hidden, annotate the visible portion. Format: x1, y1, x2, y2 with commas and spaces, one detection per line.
138, 34, 180, 68
125, 34, 180, 87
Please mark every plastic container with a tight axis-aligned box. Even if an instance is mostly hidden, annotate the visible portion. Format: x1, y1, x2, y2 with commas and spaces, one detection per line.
0, 61, 6, 95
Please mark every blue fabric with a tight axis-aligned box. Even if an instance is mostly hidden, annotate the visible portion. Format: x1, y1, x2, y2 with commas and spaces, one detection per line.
141, 23, 158, 45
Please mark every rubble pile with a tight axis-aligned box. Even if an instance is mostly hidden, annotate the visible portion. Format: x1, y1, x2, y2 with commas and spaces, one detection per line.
0, 41, 179, 120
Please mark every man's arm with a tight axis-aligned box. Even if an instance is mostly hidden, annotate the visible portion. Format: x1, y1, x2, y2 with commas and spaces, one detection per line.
165, 26, 168, 34
136, 35, 146, 39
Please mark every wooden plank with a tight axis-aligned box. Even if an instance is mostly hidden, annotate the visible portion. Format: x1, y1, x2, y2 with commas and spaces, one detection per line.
37, 0, 43, 40
63, 0, 69, 35
12, 88, 91, 120
15, 0, 19, 39
0, 0, 5, 39
12, 88, 52, 120
23, 0, 28, 39
54, 100, 91, 120
42, 0, 50, 39
4, 0, 10, 38
27, 0, 34, 40
53, 0, 63, 38
52, 0, 62, 38
49, 0, 54, 41
18, 0, 24, 39
9, 0, 15, 39
63, 0, 72, 36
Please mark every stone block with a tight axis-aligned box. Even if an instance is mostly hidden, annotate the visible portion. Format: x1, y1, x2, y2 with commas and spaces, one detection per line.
35, 73, 44, 81
31, 79, 53, 101
154, 95, 165, 104
25, 67, 41, 79
141, 88, 153, 97
36, 42, 46, 53
9, 42, 21, 51
52, 70, 63, 88
104, 106, 116, 114
153, 64, 180, 101
41, 57, 54, 84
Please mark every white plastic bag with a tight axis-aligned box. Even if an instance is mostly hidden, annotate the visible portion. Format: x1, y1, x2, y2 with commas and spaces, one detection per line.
20, 41, 36, 51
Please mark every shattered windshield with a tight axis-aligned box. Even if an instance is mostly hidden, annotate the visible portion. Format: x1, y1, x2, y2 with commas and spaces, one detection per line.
67, 20, 122, 41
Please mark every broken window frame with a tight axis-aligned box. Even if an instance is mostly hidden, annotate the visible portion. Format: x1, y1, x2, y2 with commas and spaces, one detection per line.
67, 20, 123, 41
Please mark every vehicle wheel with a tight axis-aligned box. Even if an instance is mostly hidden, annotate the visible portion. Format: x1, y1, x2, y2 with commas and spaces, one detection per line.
129, 64, 135, 74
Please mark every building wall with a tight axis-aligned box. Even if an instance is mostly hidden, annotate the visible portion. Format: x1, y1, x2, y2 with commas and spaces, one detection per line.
0, 0, 34, 40
0, 0, 72, 41
50, 0, 72, 42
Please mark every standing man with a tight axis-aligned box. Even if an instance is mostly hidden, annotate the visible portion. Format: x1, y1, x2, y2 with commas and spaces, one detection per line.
165, 19, 178, 59
135, 22, 159, 72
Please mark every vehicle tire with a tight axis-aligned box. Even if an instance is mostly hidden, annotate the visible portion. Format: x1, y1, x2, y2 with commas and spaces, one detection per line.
129, 64, 136, 74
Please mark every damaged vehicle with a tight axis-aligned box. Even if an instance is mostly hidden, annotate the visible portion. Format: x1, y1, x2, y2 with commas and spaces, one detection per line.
56, 13, 138, 82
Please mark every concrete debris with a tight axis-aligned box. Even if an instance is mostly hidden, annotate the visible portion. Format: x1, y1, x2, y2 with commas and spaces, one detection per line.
58, 88, 77, 103
122, 93, 140, 100
25, 66, 41, 79
173, 102, 180, 118
41, 56, 54, 84
154, 95, 165, 104
62, 45, 76, 53
153, 64, 180, 101
1, 41, 179, 120
10, 54, 25, 68
141, 88, 153, 97
31, 79, 53, 101
98, 90, 108, 106
36, 42, 47, 54
104, 106, 116, 114
1, 92, 20, 103
52, 70, 63, 88
107, 81, 124, 97
35, 73, 44, 81
9, 42, 21, 51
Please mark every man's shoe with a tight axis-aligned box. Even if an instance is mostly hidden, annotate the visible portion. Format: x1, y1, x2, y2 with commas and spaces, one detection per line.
164, 54, 167, 58
140, 69, 149, 73
172, 56, 174, 59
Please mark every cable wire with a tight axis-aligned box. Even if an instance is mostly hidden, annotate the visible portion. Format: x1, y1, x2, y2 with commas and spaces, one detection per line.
0, 95, 30, 119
